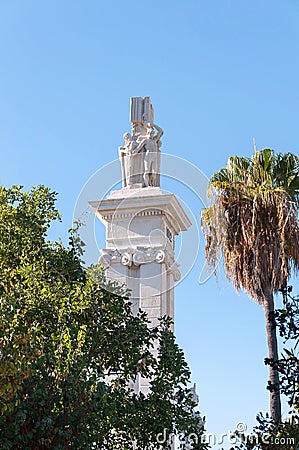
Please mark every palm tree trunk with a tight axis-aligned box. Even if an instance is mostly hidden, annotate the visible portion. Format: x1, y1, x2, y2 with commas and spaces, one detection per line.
264, 291, 281, 424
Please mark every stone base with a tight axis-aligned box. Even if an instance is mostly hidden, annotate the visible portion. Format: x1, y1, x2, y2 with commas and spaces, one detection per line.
108, 186, 162, 198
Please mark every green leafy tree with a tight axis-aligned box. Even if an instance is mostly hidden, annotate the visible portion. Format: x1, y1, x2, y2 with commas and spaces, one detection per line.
273, 286, 299, 415
228, 286, 299, 450
0, 185, 207, 449
202, 149, 299, 424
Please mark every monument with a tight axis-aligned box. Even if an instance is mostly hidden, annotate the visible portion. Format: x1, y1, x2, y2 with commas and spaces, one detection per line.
89, 97, 192, 395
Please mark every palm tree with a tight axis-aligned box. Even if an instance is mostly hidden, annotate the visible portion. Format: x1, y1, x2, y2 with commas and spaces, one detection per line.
202, 149, 299, 424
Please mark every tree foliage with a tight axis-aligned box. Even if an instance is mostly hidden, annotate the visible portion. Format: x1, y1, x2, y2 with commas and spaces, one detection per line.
270, 286, 299, 414
229, 286, 299, 450
0, 185, 207, 449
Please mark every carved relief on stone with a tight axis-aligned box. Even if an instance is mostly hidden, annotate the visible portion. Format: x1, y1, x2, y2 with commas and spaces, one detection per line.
99, 246, 181, 282
121, 247, 156, 267
172, 268, 181, 282
98, 253, 112, 269
99, 247, 181, 274
155, 249, 165, 263
130, 96, 154, 125
132, 251, 147, 265
121, 252, 132, 266
99, 249, 121, 268
168, 260, 181, 282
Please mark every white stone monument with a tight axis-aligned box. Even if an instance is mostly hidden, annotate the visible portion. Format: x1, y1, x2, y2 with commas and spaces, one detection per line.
89, 96, 191, 396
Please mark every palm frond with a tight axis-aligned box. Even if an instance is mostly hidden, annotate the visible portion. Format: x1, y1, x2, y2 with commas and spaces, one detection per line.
202, 149, 299, 304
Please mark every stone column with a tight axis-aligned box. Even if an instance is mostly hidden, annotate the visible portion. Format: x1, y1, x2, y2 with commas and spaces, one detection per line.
90, 187, 191, 409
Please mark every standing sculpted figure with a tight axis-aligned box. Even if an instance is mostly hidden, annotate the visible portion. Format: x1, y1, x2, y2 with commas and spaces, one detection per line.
118, 132, 133, 187
119, 131, 145, 186
133, 123, 164, 187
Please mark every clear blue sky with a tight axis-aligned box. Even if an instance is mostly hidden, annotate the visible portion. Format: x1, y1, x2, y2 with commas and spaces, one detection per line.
1, 1, 299, 447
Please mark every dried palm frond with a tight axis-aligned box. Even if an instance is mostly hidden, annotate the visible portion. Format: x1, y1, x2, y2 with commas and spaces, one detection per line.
202, 149, 299, 305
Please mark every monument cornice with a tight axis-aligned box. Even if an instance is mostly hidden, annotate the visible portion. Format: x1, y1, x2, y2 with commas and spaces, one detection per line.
89, 191, 191, 236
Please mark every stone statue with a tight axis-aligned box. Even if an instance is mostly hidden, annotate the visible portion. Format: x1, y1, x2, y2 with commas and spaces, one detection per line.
119, 97, 163, 188
118, 132, 133, 188
118, 131, 144, 187
133, 123, 163, 187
